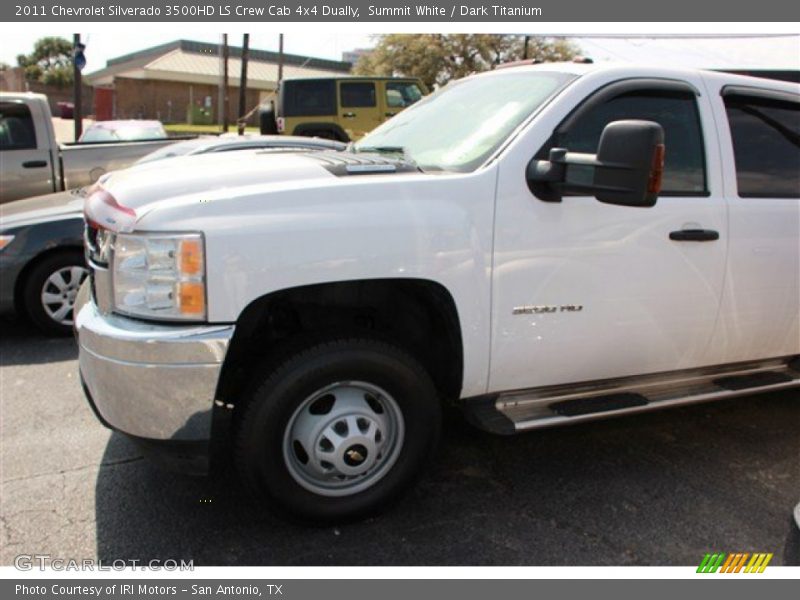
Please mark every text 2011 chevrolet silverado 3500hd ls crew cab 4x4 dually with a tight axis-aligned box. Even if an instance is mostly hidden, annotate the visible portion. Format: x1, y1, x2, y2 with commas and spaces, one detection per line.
75, 64, 800, 521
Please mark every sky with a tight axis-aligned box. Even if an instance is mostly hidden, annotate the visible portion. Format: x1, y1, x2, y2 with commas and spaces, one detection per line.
577, 35, 800, 69
1, 32, 377, 72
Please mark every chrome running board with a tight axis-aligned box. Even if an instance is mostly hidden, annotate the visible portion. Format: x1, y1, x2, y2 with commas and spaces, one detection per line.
464, 356, 800, 435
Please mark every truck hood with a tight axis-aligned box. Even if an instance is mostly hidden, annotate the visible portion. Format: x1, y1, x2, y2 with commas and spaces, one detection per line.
98, 150, 338, 215
0, 189, 83, 229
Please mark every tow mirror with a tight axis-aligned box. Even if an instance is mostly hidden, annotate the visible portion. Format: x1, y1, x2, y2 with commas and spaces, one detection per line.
526, 119, 665, 207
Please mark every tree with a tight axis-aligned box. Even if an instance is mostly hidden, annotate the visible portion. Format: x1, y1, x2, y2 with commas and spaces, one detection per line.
17, 36, 74, 87
354, 34, 579, 89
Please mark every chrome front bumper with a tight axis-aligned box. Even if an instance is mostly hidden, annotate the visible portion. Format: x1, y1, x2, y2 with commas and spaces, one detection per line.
74, 282, 234, 443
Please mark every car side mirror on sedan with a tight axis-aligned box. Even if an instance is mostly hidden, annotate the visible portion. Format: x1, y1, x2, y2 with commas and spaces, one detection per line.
526, 119, 665, 207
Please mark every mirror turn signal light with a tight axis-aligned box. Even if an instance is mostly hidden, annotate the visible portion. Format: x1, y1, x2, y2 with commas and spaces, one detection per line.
648, 143, 665, 195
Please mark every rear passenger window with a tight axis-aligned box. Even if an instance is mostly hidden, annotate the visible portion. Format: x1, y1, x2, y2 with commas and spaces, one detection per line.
0, 102, 37, 150
281, 80, 336, 117
724, 94, 800, 198
340, 82, 376, 108
554, 90, 707, 195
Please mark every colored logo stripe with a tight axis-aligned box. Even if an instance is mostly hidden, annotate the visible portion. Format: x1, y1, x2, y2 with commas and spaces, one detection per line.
697, 553, 726, 573
747, 553, 773, 573
697, 552, 773, 573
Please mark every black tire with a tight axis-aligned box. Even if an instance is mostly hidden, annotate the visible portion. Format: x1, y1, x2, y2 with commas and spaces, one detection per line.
785, 507, 800, 565
22, 250, 88, 336
234, 338, 441, 522
294, 126, 349, 143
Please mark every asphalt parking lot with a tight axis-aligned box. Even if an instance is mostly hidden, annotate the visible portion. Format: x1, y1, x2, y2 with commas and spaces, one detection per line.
1, 314, 798, 567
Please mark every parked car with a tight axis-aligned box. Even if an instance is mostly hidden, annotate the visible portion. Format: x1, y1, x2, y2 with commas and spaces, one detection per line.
260, 76, 428, 141
0, 189, 86, 335
78, 120, 167, 143
0, 135, 347, 335
0, 93, 182, 204
76, 64, 799, 521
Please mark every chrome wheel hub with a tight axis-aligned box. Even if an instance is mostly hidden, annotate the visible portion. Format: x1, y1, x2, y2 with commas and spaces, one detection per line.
41, 266, 89, 326
283, 381, 404, 497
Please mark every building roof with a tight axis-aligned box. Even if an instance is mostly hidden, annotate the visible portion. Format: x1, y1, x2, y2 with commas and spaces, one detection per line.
84, 39, 352, 90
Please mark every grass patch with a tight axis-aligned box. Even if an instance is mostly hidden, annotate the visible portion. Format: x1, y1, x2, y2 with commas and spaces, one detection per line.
164, 123, 260, 136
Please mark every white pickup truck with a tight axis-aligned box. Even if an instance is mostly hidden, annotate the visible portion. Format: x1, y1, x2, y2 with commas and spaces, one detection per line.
75, 63, 800, 521
0, 92, 176, 204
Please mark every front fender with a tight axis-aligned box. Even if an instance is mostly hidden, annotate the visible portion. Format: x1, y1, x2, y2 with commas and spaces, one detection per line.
171, 168, 497, 397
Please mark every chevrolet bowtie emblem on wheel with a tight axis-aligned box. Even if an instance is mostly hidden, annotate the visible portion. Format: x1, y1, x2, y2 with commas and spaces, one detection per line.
344, 446, 367, 466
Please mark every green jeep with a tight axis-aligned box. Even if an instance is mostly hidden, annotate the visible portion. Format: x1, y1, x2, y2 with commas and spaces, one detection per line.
260, 77, 428, 142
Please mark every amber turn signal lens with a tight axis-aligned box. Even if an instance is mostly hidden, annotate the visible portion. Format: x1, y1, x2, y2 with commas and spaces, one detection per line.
178, 282, 205, 315
648, 143, 665, 195
179, 239, 203, 276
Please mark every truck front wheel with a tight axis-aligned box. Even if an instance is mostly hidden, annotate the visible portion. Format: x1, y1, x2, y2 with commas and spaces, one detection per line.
234, 338, 441, 521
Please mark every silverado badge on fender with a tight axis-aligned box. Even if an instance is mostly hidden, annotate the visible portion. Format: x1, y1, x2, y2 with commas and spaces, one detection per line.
513, 304, 584, 315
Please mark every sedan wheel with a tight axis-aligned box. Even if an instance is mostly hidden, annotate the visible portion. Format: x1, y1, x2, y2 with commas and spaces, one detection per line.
41, 265, 88, 327
22, 251, 89, 336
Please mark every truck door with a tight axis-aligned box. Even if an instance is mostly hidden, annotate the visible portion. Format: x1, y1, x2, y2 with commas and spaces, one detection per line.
706, 82, 800, 363
337, 81, 382, 140
490, 75, 728, 392
0, 100, 56, 203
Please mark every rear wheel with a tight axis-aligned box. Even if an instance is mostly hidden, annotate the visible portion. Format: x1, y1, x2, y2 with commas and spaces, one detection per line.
296, 128, 348, 142
22, 251, 88, 336
311, 129, 343, 141
234, 338, 441, 521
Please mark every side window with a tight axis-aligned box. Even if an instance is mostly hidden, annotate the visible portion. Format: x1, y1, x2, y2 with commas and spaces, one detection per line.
0, 102, 37, 150
340, 82, 376, 108
724, 94, 800, 198
281, 80, 336, 117
385, 82, 424, 109
553, 90, 707, 195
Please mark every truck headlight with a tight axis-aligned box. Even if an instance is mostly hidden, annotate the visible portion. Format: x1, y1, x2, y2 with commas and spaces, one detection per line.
112, 232, 206, 321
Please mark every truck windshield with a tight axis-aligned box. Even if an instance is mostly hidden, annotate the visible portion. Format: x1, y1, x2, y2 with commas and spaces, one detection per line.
354, 71, 575, 172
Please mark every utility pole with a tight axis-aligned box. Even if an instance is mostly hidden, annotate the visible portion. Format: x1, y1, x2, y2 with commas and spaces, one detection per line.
222, 33, 229, 132
73, 34, 84, 141
238, 33, 249, 135
217, 35, 224, 130
277, 33, 284, 84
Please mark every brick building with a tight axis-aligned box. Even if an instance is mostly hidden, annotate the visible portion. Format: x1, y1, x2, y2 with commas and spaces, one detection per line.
0, 67, 93, 116
83, 39, 352, 124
